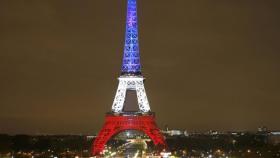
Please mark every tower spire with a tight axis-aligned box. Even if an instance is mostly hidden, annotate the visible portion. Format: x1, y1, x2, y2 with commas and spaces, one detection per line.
121, 0, 141, 75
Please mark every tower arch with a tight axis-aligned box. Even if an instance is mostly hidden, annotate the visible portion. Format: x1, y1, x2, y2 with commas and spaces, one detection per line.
92, 114, 166, 155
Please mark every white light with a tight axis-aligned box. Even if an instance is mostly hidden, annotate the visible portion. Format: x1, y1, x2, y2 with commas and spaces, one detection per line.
160, 151, 172, 158
112, 76, 151, 113
111, 152, 116, 156
133, 150, 139, 158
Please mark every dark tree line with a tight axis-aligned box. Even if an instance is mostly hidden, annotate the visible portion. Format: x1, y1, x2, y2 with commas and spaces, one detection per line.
0, 134, 91, 153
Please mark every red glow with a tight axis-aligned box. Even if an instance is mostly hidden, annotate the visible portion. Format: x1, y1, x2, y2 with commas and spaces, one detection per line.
92, 114, 167, 156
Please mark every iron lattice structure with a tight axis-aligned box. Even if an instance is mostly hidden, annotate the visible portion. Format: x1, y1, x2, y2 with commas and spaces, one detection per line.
112, 76, 150, 113
92, 114, 166, 155
92, 0, 167, 155
121, 0, 141, 75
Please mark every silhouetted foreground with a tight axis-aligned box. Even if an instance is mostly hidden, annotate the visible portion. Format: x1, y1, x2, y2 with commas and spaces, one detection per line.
0, 132, 279, 157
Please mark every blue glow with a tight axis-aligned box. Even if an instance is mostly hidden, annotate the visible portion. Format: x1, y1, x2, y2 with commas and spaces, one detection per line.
121, 0, 141, 75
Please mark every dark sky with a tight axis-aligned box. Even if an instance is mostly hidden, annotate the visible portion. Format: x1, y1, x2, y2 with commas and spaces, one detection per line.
0, 0, 279, 134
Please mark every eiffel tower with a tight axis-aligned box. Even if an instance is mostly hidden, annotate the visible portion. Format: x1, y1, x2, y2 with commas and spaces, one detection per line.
92, 0, 167, 155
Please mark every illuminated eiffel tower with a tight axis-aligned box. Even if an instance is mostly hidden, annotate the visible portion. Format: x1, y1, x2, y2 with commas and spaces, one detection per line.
92, 0, 167, 155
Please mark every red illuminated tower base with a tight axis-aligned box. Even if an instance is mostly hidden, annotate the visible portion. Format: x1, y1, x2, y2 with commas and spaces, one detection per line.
92, 113, 166, 155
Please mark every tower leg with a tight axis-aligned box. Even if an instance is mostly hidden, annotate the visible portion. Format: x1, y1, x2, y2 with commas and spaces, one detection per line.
111, 79, 127, 113
92, 114, 167, 156
135, 80, 150, 112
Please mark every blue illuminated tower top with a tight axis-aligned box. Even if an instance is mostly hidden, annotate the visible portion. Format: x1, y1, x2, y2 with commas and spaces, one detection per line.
121, 0, 141, 75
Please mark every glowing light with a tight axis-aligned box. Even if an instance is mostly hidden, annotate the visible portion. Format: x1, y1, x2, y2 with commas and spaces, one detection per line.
126, 131, 130, 137
133, 150, 139, 158
110, 152, 116, 156
160, 151, 172, 158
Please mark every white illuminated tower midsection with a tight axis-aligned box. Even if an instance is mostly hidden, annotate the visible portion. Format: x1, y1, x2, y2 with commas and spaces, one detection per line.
112, 76, 151, 113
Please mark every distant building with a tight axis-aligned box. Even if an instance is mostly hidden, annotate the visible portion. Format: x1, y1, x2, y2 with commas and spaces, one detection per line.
268, 131, 280, 145
258, 126, 268, 133
162, 127, 188, 137
86, 136, 95, 140
208, 130, 219, 135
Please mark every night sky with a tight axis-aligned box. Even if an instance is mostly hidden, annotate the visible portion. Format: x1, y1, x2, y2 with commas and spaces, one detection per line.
0, 0, 279, 134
